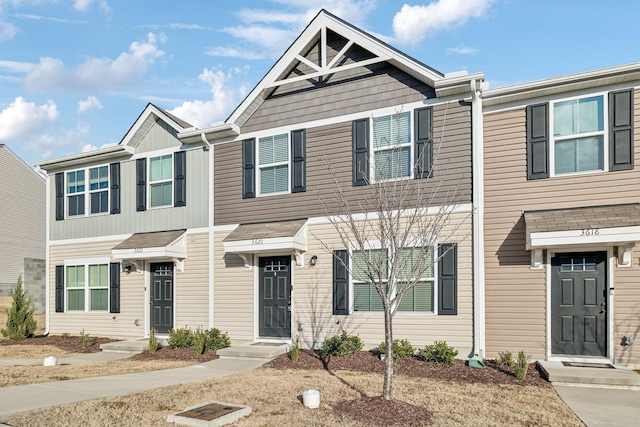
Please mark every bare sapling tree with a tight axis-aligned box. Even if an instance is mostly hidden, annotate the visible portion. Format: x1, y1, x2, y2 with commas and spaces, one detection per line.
314, 104, 470, 400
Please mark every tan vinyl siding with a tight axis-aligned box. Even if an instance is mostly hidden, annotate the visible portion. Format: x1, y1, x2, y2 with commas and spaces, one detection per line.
215, 101, 472, 226
175, 233, 209, 329
0, 146, 45, 286
483, 87, 640, 361
213, 212, 473, 352
614, 255, 640, 364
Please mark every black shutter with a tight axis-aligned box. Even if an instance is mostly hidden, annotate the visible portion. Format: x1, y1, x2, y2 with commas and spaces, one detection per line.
414, 107, 434, 178
291, 129, 306, 193
174, 150, 187, 207
333, 250, 350, 315
352, 118, 370, 186
55, 265, 64, 312
109, 162, 120, 214
242, 138, 256, 199
526, 103, 549, 180
136, 158, 146, 211
438, 243, 457, 315
609, 89, 634, 171
55, 172, 64, 220
109, 262, 120, 314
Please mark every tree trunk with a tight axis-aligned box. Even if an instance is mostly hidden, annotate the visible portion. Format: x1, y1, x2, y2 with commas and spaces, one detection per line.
382, 305, 394, 399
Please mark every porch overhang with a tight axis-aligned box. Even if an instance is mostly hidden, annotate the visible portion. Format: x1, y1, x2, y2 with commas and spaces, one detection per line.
112, 229, 187, 272
524, 204, 640, 268
223, 219, 308, 268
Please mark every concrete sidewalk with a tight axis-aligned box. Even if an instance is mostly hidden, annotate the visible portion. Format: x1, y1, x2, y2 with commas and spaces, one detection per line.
554, 385, 640, 427
0, 350, 134, 366
0, 357, 266, 419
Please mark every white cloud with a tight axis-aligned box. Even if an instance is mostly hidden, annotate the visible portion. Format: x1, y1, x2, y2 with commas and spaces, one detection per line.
23, 32, 165, 91
0, 96, 58, 141
35, 122, 91, 159
206, 46, 266, 60
73, 0, 91, 11
0, 20, 17, 42
0, 60, 34, 72
393, 0, 494, 45
73, 0, 110, 16
77, 95, 102, 113
82, 143, 98, 152
169, 67, 248, 129
446, 45, 478, 55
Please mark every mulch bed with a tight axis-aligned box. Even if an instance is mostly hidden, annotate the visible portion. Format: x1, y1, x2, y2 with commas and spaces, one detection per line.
334, 396, 432, 427
0, 335, 118, 353
131, 347, 219, 362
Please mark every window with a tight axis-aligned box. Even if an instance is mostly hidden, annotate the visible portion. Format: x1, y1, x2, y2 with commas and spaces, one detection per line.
373, 112, 411, 180
65, 263, 109, 311
149, 154, 173, 207
552, 95, 605, 175
352, 246, 434, 312
66, 166, 110, 217
258, 133, 289, 195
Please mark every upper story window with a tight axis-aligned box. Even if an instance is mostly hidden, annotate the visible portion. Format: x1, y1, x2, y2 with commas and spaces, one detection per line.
66, 165, 109, 217
149, 154, 173, 207
527, 89, 634, 180
258, 133, 289, 195
372, 112, 412, 180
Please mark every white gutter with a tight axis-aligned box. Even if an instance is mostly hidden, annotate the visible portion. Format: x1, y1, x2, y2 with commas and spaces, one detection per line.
201, 133, 215, 328
470, 79, 486, 359
38, 165, 50, 336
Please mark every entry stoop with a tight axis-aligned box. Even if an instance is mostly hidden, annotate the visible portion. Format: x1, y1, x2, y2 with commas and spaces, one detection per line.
100, 339, 148, 354
537, 361, 640, 389
216, 342, 288, 360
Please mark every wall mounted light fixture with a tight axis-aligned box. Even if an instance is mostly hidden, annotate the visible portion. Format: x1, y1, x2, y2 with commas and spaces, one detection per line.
310, 255, 318, 267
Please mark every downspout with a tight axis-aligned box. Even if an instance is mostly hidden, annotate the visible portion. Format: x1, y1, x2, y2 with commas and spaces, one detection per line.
470, 78, 486, 360
38, 165, 51, 336
201, 133, 215, 328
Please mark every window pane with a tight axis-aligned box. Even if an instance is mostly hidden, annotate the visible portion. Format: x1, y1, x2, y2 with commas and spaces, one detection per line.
259, 134, 288, 165
90, 289, 108, 311
554, 100, 576, 137
396, 247, 433, 279
89, 166, 109, 190
374, 147, 410, 179
66, 170, 85, 193
353, 283, 383, 312
150, 155, 172, 181
555, 136, 603, 174
353, 249, 388, 281
90, 191, 108, 214
150, 182, 172, 207
89, 264, 108, 287
67, 289, 85, 311
373, 112, 410, 149
66, 265, 85, 288
67, 194, 85, 216
260, 165, 288, 194
398, 282, 433, 312
554, 96, 603, 137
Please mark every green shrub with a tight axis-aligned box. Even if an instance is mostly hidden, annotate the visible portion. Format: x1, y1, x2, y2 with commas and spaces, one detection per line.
1, 276, 37, 340
61, 332, 71, 340
148, 328, 159, 353
497, 351, 516, 368
290, 337, 300, 362
79, 328, 90, 349
193, 328, 206, 356
168, 327, 194, 348
378, 339, 415, 360
515, 351, 530, 380
321, 330, 363, 357
204, 328, 231, 352
419, 341, 458, 366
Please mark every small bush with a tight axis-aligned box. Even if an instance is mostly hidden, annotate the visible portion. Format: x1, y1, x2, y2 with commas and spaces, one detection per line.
79, 328, 90, 349
321, 330, 363, 357
290, 337, 300, 362
148, 328, 159, 353
515, 351, 530, 380
1, 276, 37, 340
193, 328, 206, 356
61, 332, 71, 340
204, 328, 231, 352
378, 339, 415, 360
419, 341, 458, 366
168, 327, 194, 348
497, 351, 516, 368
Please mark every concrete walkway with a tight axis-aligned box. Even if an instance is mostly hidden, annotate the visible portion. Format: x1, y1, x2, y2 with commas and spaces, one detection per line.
554, 385, 640, 427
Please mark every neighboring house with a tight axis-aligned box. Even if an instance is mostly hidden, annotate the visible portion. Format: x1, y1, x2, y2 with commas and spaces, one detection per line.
0, 144, 45, 310
36, 104, 213, 337
482, 63, 640, 366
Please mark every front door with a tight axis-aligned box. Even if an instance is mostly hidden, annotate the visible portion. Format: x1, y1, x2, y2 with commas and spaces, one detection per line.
259, 256, 291, 338
150, 262, 174, 334
551, 252, 607, 357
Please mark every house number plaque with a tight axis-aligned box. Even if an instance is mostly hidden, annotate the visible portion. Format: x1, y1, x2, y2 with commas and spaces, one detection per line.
580, 228, 600, 236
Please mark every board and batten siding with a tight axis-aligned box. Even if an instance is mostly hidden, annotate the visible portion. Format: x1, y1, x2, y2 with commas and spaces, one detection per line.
483, 87, 640, 361
215, 101, 472, 226
0, 146, 45, 287
50, 147, 209, 240
213, 213, 473, 352
174, 232, 210, 329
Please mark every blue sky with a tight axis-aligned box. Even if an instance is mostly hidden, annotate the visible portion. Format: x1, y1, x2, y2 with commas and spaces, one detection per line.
1, 0, 638, 166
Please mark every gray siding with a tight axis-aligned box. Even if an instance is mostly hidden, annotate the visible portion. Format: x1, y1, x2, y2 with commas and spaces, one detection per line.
0, 146, 45, 287
136, 118, 183, 154
50, 147, 209, 240
215, 101, 472, 226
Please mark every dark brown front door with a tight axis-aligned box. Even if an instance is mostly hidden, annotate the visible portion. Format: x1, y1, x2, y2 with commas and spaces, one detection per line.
151, 262, 174, 334
259, 256, 291, 338
551, 253, 607, 357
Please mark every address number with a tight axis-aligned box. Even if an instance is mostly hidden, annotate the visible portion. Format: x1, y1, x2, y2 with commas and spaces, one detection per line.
252, 239, 264, 245
580, 228, 599, 236
133, 248, 144, 253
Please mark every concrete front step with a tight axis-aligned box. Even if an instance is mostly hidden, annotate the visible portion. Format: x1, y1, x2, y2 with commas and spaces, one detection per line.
100, 339, 149, 354
217, 342, 289, 360
538, 361, 640, 389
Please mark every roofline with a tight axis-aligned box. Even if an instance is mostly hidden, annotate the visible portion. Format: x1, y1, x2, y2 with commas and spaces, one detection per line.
0, 144, 46, 181
34, 145, 134, 171
178, 123, 240, 144
119, 103, 193, 147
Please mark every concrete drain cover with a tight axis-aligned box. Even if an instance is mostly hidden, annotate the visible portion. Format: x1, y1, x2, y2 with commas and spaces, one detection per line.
167, 401, 251, 426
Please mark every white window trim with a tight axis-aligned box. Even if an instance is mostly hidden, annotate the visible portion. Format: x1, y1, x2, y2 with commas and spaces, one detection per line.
63, 257, 111, 313
348, 240, 438, 314
256, 132, 291, 197
65, 164, 110, 218
549, 92, 609, 177
148, 153, 173, 209
370, 111, 414, 183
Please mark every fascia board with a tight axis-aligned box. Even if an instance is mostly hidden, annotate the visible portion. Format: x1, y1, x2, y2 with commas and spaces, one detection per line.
178, 123, 240, 144
223, 237, 308, 254
111, 246, 187, 260
35, 145, 134, 171
527, 225, 640, 250
120, 104, 187, 148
